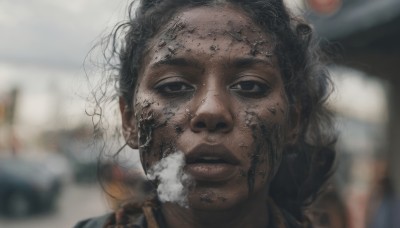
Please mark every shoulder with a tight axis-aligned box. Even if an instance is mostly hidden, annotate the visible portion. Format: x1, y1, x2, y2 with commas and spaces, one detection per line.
268, 198, 312, 228
73, 198, 161, 228
73, 212, 149, 228
73, 213, 112, 228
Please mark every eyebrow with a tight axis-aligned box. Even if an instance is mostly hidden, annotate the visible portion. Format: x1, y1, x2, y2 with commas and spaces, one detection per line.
151, 57, 202, 69
150, 56, 274, 71
230, 57, 274, 69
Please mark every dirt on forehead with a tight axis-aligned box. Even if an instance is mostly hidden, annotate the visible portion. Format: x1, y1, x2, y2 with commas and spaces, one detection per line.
149, 6, 276, 60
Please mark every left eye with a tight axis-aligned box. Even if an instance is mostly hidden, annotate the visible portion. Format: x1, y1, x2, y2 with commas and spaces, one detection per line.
156, 81, 194, 95
230, 81, 268, 96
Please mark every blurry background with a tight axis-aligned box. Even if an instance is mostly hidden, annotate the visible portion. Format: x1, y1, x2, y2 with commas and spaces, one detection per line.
0, 0, 399, 227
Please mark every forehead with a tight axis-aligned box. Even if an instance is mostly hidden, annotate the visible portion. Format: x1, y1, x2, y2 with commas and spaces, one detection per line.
150, 4, 275, 47
175, 5, 261, 34
145, 5, 275, 60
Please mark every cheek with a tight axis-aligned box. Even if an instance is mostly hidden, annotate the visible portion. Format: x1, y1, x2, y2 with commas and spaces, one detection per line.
240, 109, 285, 165
238, 99, 288, 191
134, 96, 188, 170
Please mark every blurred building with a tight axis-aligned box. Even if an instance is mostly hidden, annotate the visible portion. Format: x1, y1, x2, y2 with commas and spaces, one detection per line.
0, 88, 20, 154
306, 0, 400, 227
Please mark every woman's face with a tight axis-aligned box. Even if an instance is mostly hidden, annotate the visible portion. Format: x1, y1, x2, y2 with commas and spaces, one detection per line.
125, 5, 292, 210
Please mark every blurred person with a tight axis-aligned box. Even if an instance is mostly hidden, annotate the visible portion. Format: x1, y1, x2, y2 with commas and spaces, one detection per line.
368, 166, 400, 228
75, 0, 336, 227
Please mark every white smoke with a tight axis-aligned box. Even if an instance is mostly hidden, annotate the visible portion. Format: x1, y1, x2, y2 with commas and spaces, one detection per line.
146, 151, 192, 207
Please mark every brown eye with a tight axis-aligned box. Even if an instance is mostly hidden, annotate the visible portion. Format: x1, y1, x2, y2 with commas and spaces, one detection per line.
156, 81, 194, 95
230, 81, 269, 97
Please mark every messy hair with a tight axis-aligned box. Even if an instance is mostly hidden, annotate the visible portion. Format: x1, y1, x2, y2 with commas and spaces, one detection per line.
95, 0, 336, 222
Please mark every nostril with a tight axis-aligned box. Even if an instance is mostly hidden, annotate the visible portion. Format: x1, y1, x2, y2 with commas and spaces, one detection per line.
194, 121, 228, 130
195, 122, 206, 129
216, 122, 227, 129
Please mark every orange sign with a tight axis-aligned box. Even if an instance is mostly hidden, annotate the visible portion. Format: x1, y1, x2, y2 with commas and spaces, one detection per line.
306, 0, 342, 15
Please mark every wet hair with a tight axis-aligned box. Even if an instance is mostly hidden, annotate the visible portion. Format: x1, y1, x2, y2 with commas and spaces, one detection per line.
96, 0, 336, 223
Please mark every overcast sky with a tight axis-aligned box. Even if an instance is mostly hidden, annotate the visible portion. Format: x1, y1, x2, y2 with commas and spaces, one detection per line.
0, 0, 129, 69
0, 0, 131, 137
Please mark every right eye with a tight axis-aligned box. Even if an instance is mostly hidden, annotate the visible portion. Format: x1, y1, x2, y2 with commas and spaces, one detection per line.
155, 81, 194, 95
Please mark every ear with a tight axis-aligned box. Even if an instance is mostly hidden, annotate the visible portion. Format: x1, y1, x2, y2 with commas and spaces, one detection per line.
286, 102, 301, 145
119, 96, 139, 149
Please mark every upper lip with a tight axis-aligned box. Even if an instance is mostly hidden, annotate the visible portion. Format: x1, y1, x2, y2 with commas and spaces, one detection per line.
185, 144, 240, 165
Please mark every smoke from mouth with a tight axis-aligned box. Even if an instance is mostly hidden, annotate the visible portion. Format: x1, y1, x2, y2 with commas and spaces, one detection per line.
146, 151, 193, 207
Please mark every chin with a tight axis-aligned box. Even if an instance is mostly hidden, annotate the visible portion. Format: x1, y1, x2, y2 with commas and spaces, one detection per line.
185, 187, 249, 211
188, 200, 238, 211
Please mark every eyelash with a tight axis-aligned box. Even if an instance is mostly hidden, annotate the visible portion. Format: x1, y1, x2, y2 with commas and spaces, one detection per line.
155, 81, 194, 96
154, 79, 269, 98
229, 80, 269, 97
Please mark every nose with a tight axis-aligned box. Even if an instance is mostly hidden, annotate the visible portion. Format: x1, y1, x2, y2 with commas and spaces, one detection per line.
190, 91, 233, 133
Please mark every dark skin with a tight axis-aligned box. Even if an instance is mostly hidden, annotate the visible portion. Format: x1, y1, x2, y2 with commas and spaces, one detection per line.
120, 5, 299, 228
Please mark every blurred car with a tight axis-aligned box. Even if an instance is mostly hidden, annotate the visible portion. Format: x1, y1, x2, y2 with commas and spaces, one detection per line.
0, 158, 62, 217
64, 141, 102, 183
28, 153, 73, 186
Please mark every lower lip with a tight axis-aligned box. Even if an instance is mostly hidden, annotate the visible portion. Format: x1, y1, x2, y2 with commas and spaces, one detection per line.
185, 163, 236, 182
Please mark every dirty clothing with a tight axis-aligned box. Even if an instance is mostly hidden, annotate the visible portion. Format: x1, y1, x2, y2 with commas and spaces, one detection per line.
74, 198, 310, 228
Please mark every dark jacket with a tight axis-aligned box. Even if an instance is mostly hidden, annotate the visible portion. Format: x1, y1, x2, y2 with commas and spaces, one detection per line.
74, 198, 310, 228
74, 214, 112, 228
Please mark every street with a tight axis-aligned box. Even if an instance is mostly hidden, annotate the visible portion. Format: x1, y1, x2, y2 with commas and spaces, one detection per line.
0, 183, 110, 228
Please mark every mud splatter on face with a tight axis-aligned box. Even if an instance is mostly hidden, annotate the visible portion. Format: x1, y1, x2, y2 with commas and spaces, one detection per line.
198, 190, 228, 204
162, 19, 186, 42
200, 192, 214, 204
224, 20, 276, 59
134, 98, 180, 172
158, 140, 177, 159
153, 18, 189, 61
209, 44, 219, 51
132, 6, 290, 210
151, 13, 276, 66
136, 107, 156, 172
268, 107, 277, 115
243, 111, 285, 194
175, 125, 183, 134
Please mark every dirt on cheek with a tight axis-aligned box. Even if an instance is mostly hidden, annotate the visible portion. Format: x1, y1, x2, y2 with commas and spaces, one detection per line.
268, 107, 277, 116
260, 123, 284, 174
135, 99, 184, 171
158, 140, 178, 161
243, 111, 284, 195
136, 106, 156, 172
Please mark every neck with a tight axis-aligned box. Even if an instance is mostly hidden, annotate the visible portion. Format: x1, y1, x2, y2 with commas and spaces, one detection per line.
161, 194, 269, 228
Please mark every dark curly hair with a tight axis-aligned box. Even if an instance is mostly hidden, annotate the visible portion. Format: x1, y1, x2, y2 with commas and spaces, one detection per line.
95, 0, 336, 223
